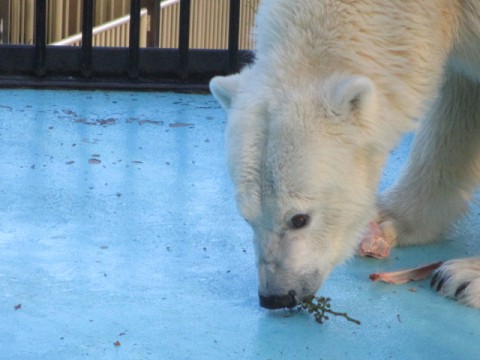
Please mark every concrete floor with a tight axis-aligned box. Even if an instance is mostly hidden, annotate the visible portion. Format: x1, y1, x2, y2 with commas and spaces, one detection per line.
0, 89, 478, 360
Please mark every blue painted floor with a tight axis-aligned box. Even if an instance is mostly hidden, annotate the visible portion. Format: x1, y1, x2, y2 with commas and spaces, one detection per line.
0, 89, 478, 360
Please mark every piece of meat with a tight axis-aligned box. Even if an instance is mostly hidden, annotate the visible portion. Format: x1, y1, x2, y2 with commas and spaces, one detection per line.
357, 221, 391, 259
369, 261, 444, 284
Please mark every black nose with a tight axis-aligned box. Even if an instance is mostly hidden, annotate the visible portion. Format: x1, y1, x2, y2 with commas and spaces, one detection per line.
259, 290, 297, 309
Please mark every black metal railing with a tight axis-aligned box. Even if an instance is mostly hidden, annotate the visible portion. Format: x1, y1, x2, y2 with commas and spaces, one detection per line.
0, 0, 253, 91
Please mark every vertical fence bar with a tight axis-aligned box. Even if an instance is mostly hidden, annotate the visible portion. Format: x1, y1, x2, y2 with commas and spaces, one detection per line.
129, 0, 141, 78
141, 0, 158, 47
81, 0, 94, 77
228, 0, 241, 73
35, 0, 47, 76
151, 0, 161, 47
178, 0, 191, 79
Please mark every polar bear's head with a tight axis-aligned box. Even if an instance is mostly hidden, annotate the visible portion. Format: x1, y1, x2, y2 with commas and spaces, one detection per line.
210, 70, 389, 309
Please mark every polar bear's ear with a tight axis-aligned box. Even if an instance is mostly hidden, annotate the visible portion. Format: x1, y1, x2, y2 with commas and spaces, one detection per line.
332, 76, 374, 115
209, 75, 240, 109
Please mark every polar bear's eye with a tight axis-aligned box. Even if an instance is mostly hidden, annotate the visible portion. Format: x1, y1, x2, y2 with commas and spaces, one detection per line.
291, 214, 309, 229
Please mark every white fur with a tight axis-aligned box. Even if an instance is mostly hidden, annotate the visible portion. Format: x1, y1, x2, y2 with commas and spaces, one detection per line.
432, 259, 480, 308
210, 0, 480, 307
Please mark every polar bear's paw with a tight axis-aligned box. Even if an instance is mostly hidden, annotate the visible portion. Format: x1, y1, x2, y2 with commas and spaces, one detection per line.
431, 258, 480, 308
357, 220, 397, 259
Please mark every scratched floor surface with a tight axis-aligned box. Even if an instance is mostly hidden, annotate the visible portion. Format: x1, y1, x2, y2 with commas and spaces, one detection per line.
0, 89, 478, 360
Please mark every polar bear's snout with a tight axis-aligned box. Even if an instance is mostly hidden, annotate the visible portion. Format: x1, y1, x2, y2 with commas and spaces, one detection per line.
257, 253, 324, 309
259, 290, 297, 309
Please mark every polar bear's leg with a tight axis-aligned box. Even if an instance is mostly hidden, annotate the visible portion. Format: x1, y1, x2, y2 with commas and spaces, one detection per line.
377, 68, 480, 247
431, 257, 480, 308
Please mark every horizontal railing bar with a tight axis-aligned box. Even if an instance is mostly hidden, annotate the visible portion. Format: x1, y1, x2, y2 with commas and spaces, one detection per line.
0, 45, 253, 79
161, 0, 180, 7
0, 75, 212, 92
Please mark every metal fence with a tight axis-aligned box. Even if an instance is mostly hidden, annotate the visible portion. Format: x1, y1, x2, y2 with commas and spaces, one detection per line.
158, 0, 256, 49
2, 0, 258, 49
52, 8, 149, 47
1, 0, 133, 45
0, 0, 255, 90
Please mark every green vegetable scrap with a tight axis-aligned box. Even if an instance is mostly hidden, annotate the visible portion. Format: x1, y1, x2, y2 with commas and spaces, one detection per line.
299, 296, 361, 325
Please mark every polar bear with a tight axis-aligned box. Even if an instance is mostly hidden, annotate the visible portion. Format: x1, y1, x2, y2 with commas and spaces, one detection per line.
210, 0, 480, 309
